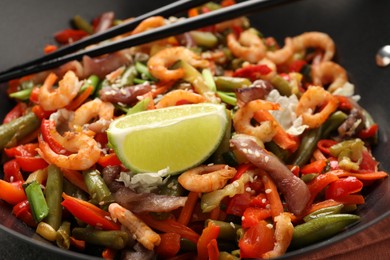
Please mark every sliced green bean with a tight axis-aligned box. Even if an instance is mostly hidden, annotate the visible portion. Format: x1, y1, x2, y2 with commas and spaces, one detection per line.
120, 66, 137, 86
72, 15, 94, 34
290, 214, 360, 249
127, 97, 150, 115
303, 204, 344, 222
301, 173, 319, 183
190, 31, 218, 48
214, 76, 251, 92
270, 75, 292, 96
80, 74, 99, 93
44, 165, 63, 230
135, 61, 155, 81
9, 88, 33, 100
0, 112, 40, 150
56, 221, 71, 249
25, 181, 49, 222
72, 227, 129, 250
205, 219, 241, 241
83, 169, 113, 206
217, 91, 237, 106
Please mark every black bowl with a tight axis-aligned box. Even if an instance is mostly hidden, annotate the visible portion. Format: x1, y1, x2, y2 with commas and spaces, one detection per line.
1, 0, 389, 259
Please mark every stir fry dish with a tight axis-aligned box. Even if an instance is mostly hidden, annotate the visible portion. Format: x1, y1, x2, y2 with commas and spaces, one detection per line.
0, 1, 388, 259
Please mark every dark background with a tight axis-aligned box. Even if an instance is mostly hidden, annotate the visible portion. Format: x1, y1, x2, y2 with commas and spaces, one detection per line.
0, 0, 389, 259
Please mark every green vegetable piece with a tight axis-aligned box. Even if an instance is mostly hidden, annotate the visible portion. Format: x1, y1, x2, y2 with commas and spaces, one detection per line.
329, 139, 365, 171
72, 227, 129, 250
0, 112, 40, 150
127, 97, 150, 115
270, 75, 292, 96
290, 214, 360, 249
190, 31, 218, 48
174, 60, 211, 95
80, 74, 99, 93
219, 251, 240, 260
120, 66, 137, 86
25, 181, 49, 222
214, 76, 251, 92
205, 219, 241, 241
217, 91, 237, 106
56, 221, 71, 249
158, 176, 185, 197
301, 173, 319, 183
180, 237, 197, 252
303, 204, 344, 222
72, 15, 94, 34
44, 165, 63, 230
202, 68, 217, 92
135, 61, 155, 81
83, 169, 113, 206
9, 88, 33, 100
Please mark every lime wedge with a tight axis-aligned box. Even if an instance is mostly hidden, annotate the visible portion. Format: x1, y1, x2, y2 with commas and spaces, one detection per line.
107, 104, 228, 175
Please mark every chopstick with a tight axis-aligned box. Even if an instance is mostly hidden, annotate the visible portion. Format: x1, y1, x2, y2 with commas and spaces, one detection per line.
0, 0, 210, 75
0, 0, 298, 83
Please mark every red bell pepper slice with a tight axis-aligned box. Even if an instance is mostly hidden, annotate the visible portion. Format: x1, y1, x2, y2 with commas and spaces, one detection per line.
249, 193, 269, 208
29, 87, 40, 104
54, 29, 88, 44
242, 207, 272, 228
15, 156, 48, 172
288, 59, 307, 73
358, 149, 379, 172
12, 200, 37, 227
317, 139, 338, 156
40, 120, 71, 155
358, 124, 378, 139
0, 180, 27, 205
3, 102, 27, 124
61, 193, 120, 230
4, 143, 39, 157
32, 105, 54, 119
307, 173, 339, 204
226, 192, 252, 216
300, 159, 327, 175
97, 153, 122, 167
155, 232, 181, 258
239, 220, 275, 258
197, 221, 220, 260
3, 159, 24, 182
335, 95, 353, 111
325, 176, 363, 200
233, 64, 272, 81
207, 239, 220, 260
230, 163, 253, 183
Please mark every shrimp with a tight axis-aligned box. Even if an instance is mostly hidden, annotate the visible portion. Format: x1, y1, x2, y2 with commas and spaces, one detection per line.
38, 71, 81, 111
262, 213, 294, 259
37, 123, 101, 170
178, 164, 237, 193
155, 89, 206, 108
131, 16, 165, 35
292, 31, 335, 62
296, 86, 339, 129
233, 100, 280, 143
147, 46, 209, 82
312, 61, 348, 93
227, 29, 266, 63
69, 98, 115, 133
266, 37, 294, 65
108, 203, 161, 251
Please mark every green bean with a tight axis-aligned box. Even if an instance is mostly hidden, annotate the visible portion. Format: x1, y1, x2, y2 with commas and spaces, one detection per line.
63, 179, 88, 201
0, 112, 40, 150
9, 88, 33, 100
174, 60, 211, 95
217, 91, 237, 106
127, 97, 150, 115
265, 141, 290, 162
72, 227, 129, 250
270, 75, 292, 96
303, 204, 344, 222
83, 169, 113, 206
290, 214, 360, 249
56, 221, 71, 249
120, 66, 137, 86
189, 31, 218, 48
202, 68, 217, 92
44, 165, 63, 230
158, 176, 185, 197
214, 76, 251, 92
135, 61, 155, 81
321, 111, 348, 138
25, 181, 49, 222
301, 173, 319, 183
79, 74, 99, 93
72, 15, 94, 34
205, 219, 241, 242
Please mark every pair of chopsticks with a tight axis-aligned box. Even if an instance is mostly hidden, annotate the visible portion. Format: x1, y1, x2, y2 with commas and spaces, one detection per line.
0, 0, 297, 83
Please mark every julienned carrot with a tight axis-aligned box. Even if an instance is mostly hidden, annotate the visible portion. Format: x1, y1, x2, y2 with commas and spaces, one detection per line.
178, 191, 200, 225
62, 169, 89, 193
197, 221, 220, 260
305, 199, 343, 215
65, 85, 94, 111
259, 171, 284, 218
329, 170, 388, 181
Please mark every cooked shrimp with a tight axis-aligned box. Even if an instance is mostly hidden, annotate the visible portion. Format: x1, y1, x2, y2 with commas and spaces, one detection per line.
147, 46, 209, 82
155, 89, 206, 108
233, 100, 280, 143
262, 213, 294, 259
296, 86, 339, 128
292, 31, 335, 62
38, 71, 81, 111
266, 37, 294, 65
132, 16, 165, 35
178, 164, 237, 193
227, 29, 266, 63
37, 124, 101, 170
108, 203, 161, 250
69, 98, 115, 133
312, 61, 348, 92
